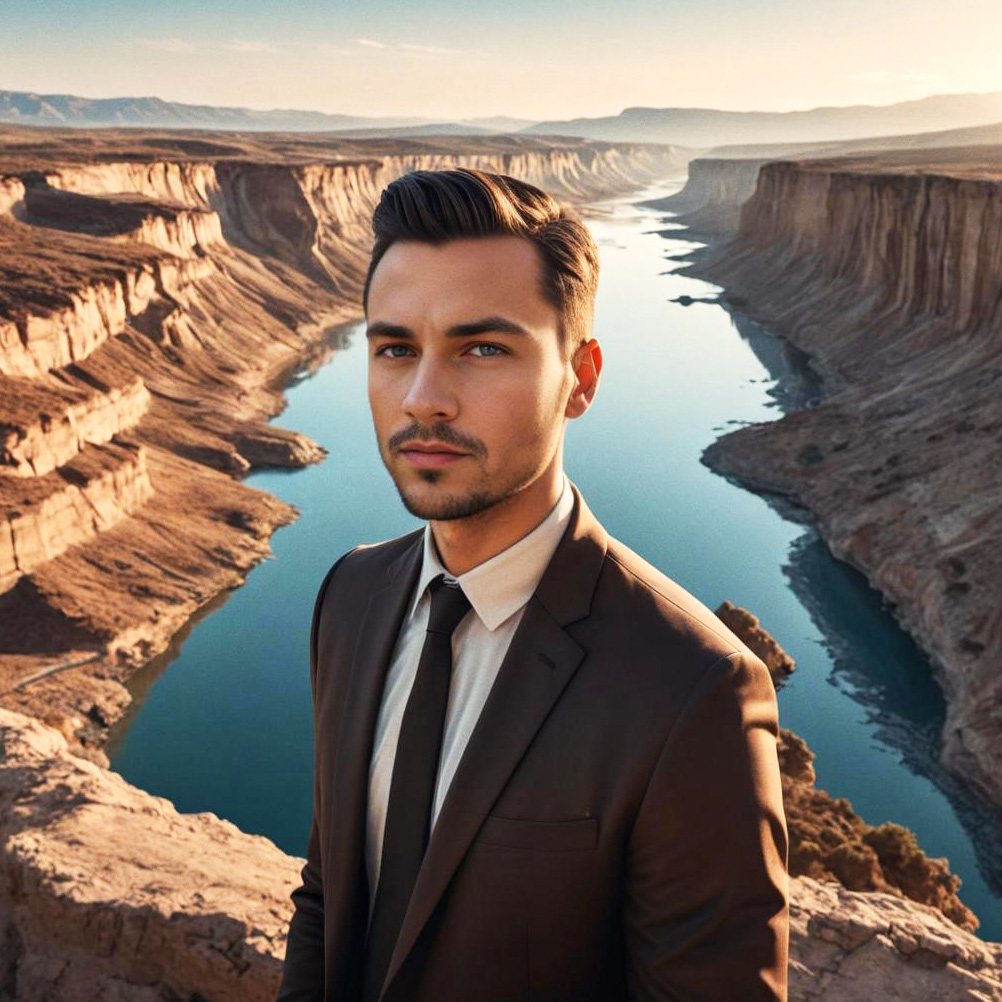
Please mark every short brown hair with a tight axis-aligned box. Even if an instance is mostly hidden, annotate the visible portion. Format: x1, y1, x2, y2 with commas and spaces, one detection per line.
362, 167, 600, 349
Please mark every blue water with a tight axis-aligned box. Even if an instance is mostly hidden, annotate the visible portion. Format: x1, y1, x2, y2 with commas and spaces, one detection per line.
107, 181, 1002, 940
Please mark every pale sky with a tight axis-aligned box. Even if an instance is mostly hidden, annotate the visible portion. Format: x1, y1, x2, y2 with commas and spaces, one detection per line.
2, 0, 1001, 121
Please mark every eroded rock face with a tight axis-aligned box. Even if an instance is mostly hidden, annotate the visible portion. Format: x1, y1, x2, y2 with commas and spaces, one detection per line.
2, 705, 1000, 1001
648, 157, 770, 236
0, 129, 685, 759
1, 440, 153, 590
789, 877, 1002, 1001
681, 148, 1002, 815
0, 374, 150, 479
0, 706, 299, 1002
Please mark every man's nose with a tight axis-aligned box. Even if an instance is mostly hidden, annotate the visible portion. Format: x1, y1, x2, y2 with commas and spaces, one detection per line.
402, 354, 459, 424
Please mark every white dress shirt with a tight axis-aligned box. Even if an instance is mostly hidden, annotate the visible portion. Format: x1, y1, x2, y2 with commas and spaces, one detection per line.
365, 474, 575, 916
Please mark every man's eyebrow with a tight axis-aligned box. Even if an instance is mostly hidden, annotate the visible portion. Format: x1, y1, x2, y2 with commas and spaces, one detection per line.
365, 317, 531, 339
365, 321, 412, 339
446, 317, 531, 338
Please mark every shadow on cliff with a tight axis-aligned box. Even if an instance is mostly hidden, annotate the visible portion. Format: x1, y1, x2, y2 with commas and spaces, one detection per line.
703, 302, 1002, 908
0, 578, 104, 655
786, 527, 1002, 886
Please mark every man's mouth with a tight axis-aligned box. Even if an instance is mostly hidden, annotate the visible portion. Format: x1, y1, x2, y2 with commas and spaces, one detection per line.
397, 442, 469, 468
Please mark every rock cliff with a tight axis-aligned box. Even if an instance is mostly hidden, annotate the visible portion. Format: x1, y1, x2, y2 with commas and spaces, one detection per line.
0, 128, 685, 763
680, 145, 1002, 813
0, 706, 298, 1002
645, 156, 769, 235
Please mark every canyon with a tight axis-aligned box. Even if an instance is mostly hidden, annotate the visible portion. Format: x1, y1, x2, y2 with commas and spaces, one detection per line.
0, 127, 685, 763
3, 124, 1000, 998
669, 144, 1002, 818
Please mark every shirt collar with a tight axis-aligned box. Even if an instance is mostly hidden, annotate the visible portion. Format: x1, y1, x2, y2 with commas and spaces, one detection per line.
413, 473, 574, 631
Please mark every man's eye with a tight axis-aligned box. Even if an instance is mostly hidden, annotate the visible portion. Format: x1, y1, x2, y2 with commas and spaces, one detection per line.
375, 344, 414, 358
467, 343, 507, 357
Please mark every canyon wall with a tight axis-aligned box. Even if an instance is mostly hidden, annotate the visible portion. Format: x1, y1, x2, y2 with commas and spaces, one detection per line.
0, 133, 685, 764
683, 148, 1002, 813
649, 156, 769, 235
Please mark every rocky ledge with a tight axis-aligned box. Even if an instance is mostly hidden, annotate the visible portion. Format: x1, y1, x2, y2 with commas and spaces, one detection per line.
3, 654, 1000, 1000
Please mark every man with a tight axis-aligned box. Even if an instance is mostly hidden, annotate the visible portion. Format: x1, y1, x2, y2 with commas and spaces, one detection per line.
275, 167, 789, 1002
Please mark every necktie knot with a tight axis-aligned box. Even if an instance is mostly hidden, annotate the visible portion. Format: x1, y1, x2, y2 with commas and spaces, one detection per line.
426, 574, 472, 636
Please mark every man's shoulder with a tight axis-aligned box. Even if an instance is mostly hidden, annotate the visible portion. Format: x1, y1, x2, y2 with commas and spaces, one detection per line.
323, 526, 424, 589
309, 527, 422, 638
595, 533, 755, 665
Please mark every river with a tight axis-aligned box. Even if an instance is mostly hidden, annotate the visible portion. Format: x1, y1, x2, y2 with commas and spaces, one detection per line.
106, 180, 1002, 940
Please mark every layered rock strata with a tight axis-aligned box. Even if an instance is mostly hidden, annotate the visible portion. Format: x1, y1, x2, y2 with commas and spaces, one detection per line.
646, 156, 770, 235
647, 127, 1002, 240
0, 129, 685, 764
680, 146, 1002, 812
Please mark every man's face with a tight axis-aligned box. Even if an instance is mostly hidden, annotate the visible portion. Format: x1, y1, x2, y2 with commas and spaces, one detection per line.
366, 234, 578, 521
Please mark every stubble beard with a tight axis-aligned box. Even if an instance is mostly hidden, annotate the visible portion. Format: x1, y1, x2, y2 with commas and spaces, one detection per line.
392, 462, 539, 521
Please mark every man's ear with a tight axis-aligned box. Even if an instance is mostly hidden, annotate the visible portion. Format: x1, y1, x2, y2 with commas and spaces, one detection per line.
565, 338, 603, 419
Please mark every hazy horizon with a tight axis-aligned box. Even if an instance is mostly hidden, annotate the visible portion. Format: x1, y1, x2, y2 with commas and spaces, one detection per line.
3, 0, 1001, 121
5, 83, 1002, 125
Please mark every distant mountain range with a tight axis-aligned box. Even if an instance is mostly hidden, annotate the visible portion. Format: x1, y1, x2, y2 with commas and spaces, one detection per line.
4, 87, 1002, 149
0, 90, 538, 134
524, 92, 1002, 148
707, 119, 1002, 160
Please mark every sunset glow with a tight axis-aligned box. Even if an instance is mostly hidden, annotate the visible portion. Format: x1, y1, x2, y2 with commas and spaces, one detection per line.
2, 0, 1001, 119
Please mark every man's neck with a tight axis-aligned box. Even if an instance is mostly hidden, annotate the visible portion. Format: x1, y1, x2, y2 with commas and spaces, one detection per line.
429, 464, 565, 577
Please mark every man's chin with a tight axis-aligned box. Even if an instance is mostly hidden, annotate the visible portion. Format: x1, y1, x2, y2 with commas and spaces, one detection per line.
395, 479, 499, 521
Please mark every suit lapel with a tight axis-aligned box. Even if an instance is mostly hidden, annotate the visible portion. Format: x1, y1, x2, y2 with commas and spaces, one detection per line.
378, 481, 608, 1001
324, 529, 423, 995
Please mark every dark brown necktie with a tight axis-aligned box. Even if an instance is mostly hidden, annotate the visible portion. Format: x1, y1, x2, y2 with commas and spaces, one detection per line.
362, 573, 472, 1002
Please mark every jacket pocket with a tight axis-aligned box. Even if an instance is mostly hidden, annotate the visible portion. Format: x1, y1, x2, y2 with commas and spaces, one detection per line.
474, 814, 598, 851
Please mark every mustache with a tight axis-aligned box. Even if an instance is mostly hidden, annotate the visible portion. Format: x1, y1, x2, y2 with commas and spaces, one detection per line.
388, 422, 487, 458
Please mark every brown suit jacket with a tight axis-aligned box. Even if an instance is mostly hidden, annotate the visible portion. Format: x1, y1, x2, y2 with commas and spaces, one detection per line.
275, 481, 789, 1002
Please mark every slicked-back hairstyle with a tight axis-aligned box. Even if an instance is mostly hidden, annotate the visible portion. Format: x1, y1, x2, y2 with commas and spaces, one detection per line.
362, 167, 600, 351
